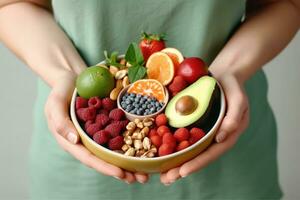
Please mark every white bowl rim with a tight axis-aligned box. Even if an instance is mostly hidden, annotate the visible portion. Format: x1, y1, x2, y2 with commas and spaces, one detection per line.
70, 55, 226, 161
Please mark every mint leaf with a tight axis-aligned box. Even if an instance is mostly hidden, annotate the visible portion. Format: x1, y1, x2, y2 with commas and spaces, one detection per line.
128, 65, 147, 83
125, 43, 144, 65
104, 50, 123, 68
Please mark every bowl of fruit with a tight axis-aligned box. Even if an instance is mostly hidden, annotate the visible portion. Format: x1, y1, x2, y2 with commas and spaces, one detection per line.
70, 32, 226, 173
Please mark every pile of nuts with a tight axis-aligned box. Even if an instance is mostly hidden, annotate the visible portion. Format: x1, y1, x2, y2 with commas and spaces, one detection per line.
97, 58, 130, 100
121, 118, 157, 158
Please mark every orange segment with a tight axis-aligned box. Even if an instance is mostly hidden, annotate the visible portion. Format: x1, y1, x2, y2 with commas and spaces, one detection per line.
146, 52, 174, 85
161, 48, 184, 73
127, 79, 165, 102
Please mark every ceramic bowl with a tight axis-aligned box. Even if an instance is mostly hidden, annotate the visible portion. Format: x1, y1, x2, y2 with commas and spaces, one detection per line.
70, 81, 226, 173
117, 85, 169, 121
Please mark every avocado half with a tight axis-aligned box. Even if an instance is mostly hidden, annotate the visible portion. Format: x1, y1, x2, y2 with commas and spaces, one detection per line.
165, 76, 220, 128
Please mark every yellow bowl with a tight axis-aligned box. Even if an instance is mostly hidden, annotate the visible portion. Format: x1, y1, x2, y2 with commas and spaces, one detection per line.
70, 80, 226, 173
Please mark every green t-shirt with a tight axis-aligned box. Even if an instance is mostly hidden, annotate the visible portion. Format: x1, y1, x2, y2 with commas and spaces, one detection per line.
29, 0, 282, 199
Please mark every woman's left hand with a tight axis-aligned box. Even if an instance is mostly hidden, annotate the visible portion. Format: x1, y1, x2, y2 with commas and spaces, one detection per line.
160, 71, 250, 185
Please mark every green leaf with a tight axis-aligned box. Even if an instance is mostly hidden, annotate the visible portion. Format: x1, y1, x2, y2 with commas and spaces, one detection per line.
125, 42, 144, 65
128, 65, 147, 83
103, 50, 123, 68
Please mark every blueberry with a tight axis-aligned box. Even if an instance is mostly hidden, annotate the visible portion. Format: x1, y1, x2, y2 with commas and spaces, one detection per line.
155, 102, 160, 107
125, 100, 131, 105
121, 102, 126, 108
147, 104, 152, 109
160, 102, 165, 107
122, 96, 127, 101
150, 107, 156, 112
142, 104, 146, 109
140, 99, 145, 104
137, 94, 142, 98
137, 110, 142, 115
144, 111, 149, 115
156, 107, 161, 112
145, 108, 149, 112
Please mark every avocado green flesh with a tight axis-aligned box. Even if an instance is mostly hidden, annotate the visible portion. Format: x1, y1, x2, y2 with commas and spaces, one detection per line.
165, 76, 217, 128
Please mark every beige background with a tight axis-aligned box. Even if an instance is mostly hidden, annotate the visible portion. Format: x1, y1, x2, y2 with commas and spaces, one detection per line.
0, 33, 299, 200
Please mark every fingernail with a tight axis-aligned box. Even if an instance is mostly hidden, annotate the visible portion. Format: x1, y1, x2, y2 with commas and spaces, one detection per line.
181, 175, 187, 178
164, 183, 171, 186
114, 176, 121, 180
216, 132, 225, 143
67, 132, 78, 144
125, 180, 131, 184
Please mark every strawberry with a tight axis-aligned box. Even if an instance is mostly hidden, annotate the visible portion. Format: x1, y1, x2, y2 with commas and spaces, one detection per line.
162, 132, 176, 149
189, 128, 205, 144
155, 114, 168, 126
158, 143, 174, 157
108, 136, 124, 150
174, 128, 190, 142
150, 135, 162, 148
176, 140, 190, 152
139, 32, 166, 62
148, 128, 158, 138
157, 125, 170, 137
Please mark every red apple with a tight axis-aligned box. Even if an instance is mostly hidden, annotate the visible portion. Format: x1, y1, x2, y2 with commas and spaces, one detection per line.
177, 57, 208, 84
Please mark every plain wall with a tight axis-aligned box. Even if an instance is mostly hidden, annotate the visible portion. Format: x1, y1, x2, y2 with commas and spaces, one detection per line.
0, 32, 299, 199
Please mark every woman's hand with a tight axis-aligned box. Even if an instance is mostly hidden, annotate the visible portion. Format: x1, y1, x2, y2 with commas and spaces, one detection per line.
160, 71, 250, 185
44, 71, 149, 184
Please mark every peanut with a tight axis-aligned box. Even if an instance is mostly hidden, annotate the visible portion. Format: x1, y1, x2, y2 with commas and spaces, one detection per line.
122, 76, 129, 88
124, 135, 133, 145
109, 65, 119, 76
134, 140, 143, 150
115, 69, 127, 80
116, 79, 123, 89
124, 147, 135, 156
121, 144, 130, 152
110, 87, 122, 100
143, 137, 151, 150
126, 122, 136, 131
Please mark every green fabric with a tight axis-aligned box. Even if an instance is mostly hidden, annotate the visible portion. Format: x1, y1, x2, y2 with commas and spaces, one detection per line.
29, 0, 283, 199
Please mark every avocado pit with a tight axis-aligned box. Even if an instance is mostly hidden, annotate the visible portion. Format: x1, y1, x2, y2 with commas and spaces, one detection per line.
175, 95, 198, 115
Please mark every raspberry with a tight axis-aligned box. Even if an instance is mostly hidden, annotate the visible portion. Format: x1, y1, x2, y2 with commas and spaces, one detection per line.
176, 140, 190, 152
109, 108, 125, 121
108, 136, 124, 150
157, 125, 170, 137
174, 128, 190, 142
93, 130, 110, 145
95, 114, 110, 127
162, 132, 176, 149
168, 76, 187, 93
75, 96, 88, 110
148, 128, 158, 138
105, 123, 123, 138
102, 98, 116, 111
111, 120, 129, 130
150, 135, 162, 148
155, 114, 168, 126
84, 120, 94, 130
88, 97, 102, 109
86, 122, 102, 137
158, 143, 174, 156
189, 128, 205, 144
76, 107, 97, 122
98, 109, 109, 116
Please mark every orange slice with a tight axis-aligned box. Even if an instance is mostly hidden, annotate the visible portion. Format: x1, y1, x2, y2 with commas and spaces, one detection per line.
161, 48, 184, 73
127, 79, 165, 102
146, 52, 174, 85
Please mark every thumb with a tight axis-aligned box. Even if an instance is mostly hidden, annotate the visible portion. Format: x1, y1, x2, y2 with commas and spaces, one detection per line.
49, 91, 80, 144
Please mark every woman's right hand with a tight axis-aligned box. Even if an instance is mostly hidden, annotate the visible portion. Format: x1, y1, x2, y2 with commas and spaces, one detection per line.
44, 71, 149, 184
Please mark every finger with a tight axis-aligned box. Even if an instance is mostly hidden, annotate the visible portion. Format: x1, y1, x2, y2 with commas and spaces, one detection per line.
122, 171, 136, 184
55, 132, 125, 179
180, 111, 249, 177
216, 76, 248, 143
134, 172, 149, 184
166, 167, 181, 183
48, 92, 79, 144
160, 172, 170, 186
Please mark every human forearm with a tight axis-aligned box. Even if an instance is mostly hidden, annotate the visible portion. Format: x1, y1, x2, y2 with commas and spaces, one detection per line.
210, 0, 300, 83
0, 2, 86, 86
